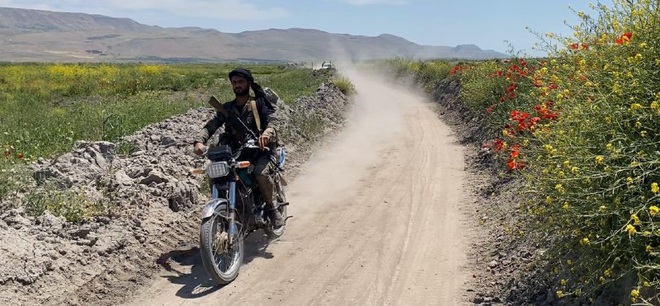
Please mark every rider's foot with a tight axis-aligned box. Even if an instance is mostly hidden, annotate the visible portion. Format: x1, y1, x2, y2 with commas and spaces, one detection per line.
254, 211, 267, 225
267, 208, 285, 227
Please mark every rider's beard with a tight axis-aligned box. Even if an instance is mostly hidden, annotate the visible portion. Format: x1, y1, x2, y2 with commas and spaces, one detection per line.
233, 86, 249, 97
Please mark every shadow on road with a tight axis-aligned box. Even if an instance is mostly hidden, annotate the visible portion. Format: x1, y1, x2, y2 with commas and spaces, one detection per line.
155, 232, 277, 299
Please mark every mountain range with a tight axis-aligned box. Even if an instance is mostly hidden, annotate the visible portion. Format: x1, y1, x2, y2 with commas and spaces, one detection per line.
0, 7, 509, 63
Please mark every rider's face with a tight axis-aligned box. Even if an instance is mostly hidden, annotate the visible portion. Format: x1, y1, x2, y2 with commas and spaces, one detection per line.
231, 76, 250, 96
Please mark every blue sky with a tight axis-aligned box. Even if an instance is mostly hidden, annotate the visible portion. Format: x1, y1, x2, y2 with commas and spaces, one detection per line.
0, 0, 612, 56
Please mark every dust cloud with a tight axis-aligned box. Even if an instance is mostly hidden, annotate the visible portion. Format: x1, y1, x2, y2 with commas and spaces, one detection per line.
285, 64, 429, 216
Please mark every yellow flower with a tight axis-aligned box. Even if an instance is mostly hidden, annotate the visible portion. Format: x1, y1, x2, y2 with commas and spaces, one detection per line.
627, 177, 634, 185
557, 290, 565, 298
631, 214, 641, 225
647, 245, 654, 253
649, 205, 659, 217
580, 237, 590, 246
563, 202, 570, 210
595, 155, 604, 164
599, 205, 607, 212
630, 161, 640, 168
626, 224, 637, 235
546, 196, 553, 204
604, 268, 612, 277
631, 288, 640, 302
560, 279, 568, 286
630, 103, 643, 111
635, 121, 642, 129
652, 101, 659, 110
652, 182, 659, 194
555, 184, 565, 194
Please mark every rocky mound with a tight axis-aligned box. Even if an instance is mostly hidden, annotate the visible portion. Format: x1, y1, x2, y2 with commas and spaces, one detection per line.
0, 83, 349, 306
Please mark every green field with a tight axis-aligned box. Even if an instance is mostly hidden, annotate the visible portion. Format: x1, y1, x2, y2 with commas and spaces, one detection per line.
0, 63, 340, 205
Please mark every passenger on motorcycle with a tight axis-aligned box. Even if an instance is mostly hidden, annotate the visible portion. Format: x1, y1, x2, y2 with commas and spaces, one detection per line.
193, 68, 284, 227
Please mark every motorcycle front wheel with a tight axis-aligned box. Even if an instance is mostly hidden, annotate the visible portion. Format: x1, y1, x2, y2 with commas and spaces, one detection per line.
199, 204, 244, 285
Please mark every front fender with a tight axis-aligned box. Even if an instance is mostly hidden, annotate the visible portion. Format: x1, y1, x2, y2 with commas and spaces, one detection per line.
201, 198, 228, 220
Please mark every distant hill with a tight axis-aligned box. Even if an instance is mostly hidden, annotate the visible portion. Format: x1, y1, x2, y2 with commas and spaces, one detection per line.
0, 7, 509, 63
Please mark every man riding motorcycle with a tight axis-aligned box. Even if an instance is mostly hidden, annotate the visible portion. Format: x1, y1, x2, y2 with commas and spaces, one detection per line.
193, 68, 284, 227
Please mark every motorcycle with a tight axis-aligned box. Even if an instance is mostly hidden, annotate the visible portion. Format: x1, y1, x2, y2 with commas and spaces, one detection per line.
194, 126, 289, 285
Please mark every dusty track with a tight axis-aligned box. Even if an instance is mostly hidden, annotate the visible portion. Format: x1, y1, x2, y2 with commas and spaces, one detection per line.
125, 68, 473, 306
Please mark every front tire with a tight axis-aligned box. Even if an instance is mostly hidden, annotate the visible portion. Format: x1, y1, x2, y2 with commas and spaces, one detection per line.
200, 204, 244, 285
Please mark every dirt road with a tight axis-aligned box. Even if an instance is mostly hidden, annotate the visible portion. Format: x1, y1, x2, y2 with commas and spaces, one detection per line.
125, 68, 472, 306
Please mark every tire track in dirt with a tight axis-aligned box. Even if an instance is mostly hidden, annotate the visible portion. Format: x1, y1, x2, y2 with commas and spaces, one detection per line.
123, 67, 473, 306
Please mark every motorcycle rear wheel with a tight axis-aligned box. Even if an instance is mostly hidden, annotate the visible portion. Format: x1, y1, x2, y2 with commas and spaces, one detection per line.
200, 204, 244, 285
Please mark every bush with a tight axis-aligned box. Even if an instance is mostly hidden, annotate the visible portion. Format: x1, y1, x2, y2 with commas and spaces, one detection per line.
385, 0, 660, 303
330, 76, 356, 95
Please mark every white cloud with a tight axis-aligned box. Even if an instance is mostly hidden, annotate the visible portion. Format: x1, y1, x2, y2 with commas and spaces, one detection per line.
0, 0, 291, 21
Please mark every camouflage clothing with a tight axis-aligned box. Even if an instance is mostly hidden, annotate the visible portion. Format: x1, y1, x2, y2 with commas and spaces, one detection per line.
195, 97, 278, 206
195, 97, 277, 147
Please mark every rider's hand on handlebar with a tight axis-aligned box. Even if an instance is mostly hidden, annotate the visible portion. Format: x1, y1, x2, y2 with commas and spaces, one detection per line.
258, 135, 270, 150
194, 142, 206, 155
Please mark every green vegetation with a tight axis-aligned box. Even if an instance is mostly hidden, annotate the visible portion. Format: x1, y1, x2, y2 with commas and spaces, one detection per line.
0, 62, 350, 222
0, 63, 326, 161
330, 76, 356, 95
387, 0, 660, 303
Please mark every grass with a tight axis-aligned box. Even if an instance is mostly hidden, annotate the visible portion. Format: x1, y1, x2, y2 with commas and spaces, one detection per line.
0, 62, 348, 222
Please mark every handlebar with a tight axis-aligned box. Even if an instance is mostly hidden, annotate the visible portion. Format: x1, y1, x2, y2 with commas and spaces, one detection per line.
196, 138, 268, 157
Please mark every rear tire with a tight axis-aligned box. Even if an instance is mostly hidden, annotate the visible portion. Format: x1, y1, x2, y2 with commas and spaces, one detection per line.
200, 204, 244, 285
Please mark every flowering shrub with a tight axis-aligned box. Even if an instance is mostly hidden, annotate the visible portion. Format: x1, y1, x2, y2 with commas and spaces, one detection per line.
391, 0, 660, 303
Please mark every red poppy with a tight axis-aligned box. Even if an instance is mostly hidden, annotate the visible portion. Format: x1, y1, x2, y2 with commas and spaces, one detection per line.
569, 43, 579, 50
615, 32, 632, 45
490, 70, 503, 77
494, 138, 504, 151
511, 144, 521, 159
507, 159, 517, 170
17, 153, 24, 159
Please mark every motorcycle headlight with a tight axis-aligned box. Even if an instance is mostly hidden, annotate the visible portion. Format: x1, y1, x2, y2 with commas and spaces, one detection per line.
207, 161, 229, 178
